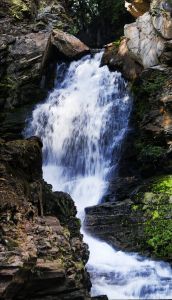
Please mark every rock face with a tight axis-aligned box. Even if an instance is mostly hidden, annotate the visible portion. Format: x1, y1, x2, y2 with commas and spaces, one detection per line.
151, 0, 172, 39
0, 0, 88, 111
120, 0, 172, 70
124, 12, 165, 68
0, 137, 91, 300
85, 182, 172, 261
0, 32, 49, 110
103, 0, 172, 74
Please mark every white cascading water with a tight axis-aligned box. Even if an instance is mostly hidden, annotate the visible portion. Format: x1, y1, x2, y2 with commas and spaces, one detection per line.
25, 52, 172, 299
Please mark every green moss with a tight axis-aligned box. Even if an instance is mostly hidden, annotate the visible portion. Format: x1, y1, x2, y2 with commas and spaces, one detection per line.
135, 140, 165, 164
136, 73, 167, 96
151, 176, 172, 196
75, 261, 84, 271
10, 0, 29, 20
132, 177, 172, 259
113, 39, 121, 47
0, 76, 18, 91
145, 205, 172, 258
132, 204, 139, 211
139, 145, 165, 162
132, 72, 167, 120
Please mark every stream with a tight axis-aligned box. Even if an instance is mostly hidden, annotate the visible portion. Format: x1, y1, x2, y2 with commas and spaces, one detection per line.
25, 52, 172, 299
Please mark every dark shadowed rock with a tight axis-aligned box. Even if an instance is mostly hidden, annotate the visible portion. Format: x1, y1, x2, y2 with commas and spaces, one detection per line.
85, 178, 172, 262
102, 39, 143, 80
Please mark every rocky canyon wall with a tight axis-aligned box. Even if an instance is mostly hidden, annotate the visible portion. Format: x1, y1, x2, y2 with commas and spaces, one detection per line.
0, 137, 93, 299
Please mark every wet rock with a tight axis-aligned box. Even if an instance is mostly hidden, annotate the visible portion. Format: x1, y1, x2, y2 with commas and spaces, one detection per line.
85, 176, 172, 261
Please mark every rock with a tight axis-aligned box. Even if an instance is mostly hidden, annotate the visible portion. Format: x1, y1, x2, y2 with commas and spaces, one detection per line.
85, 200, 139, 252
50, 29, 90, 59
0, 31, 49, 110
0, 138, 92, 299
102, 39, 143, 80
0, 0, 77, 111
151, 0, 172, 39
125, 0, 151, 18
85, 176, 172, 261
124, 12, 165, 68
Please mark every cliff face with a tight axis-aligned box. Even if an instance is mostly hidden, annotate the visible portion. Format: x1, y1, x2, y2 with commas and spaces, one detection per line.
0, 137, 91, 300
0, 0, 76, 110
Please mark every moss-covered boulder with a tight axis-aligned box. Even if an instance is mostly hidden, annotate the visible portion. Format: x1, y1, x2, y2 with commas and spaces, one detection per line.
85, 175, 172, 261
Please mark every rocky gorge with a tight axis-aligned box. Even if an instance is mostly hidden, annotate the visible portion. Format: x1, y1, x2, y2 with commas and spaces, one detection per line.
0, 0, 172, 299
86, 0, 172, 262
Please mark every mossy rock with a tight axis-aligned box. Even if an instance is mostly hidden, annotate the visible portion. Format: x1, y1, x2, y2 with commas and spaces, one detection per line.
9, 0, 37, 20
132, 176, 172, 260
150, 175, 172, 195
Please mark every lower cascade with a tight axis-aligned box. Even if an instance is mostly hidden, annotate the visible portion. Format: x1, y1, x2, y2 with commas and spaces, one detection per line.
26, 52, 172, 299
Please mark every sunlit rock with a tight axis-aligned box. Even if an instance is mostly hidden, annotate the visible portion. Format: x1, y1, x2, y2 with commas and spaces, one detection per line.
125, 0, 151, 18
124, 12, 164, 68
50, 29, 90, 58
151, 0, 172, 39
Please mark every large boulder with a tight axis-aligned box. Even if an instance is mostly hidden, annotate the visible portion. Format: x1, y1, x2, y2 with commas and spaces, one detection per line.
50, 29, 90, 58
124, 12, 164, 68
85, 176, 172, 261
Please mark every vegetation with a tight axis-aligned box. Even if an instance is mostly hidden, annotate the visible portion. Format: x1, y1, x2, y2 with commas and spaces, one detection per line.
132, 176, 172, 259
10, 0, 30, 20
151, 176, 172, 195
66, 0, 132, 45
145, 196, 172, 258
132, 72, 167, 98
146, 177, 172, 258
137, 143, 165, 162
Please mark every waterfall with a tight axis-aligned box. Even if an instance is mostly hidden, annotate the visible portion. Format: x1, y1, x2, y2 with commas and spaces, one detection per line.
25, 52, 172, 299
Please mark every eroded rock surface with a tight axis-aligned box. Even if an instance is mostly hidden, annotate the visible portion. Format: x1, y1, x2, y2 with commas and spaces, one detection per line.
0, 0, 88, 111
0, 137, 91, 300
125, 12, 165, 68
